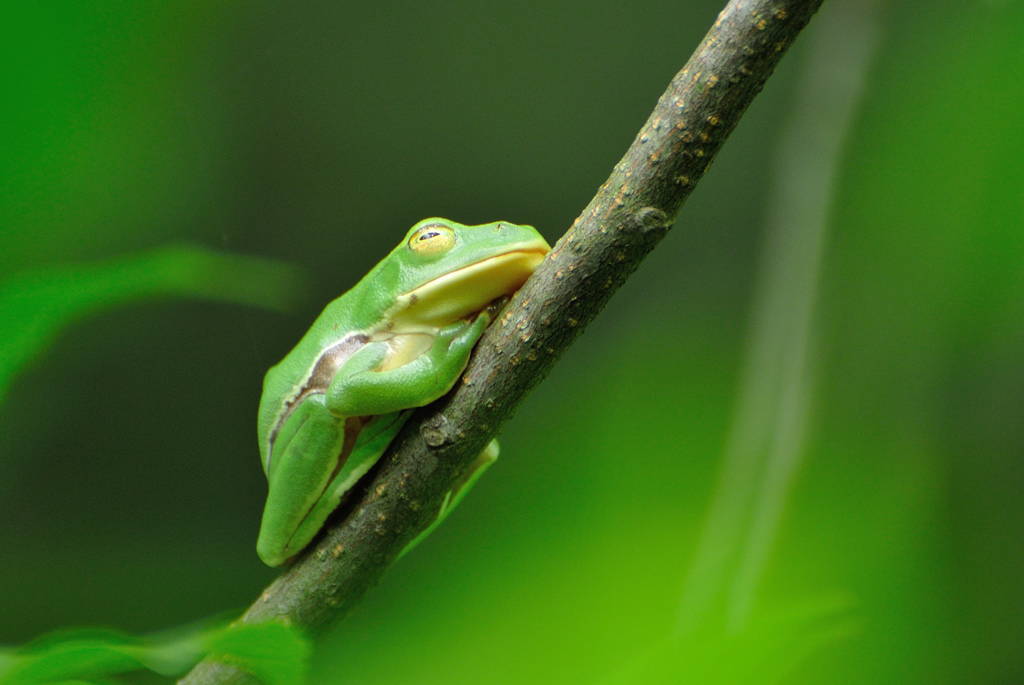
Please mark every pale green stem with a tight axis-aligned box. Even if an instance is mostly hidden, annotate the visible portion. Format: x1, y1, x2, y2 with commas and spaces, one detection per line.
677, 0, 882, 633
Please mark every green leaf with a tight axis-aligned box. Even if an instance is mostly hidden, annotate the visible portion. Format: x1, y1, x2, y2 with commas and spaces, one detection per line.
0, 625, 205, 684
206, 622, 312, 685
0, 618, 311, 685
0, 244, 310, 405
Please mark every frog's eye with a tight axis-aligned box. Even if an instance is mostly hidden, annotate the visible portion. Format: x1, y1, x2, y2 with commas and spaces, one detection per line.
409, 224, 456, 256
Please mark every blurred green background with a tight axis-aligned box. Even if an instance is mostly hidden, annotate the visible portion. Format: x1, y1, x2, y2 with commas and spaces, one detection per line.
2, 0, 1022, 683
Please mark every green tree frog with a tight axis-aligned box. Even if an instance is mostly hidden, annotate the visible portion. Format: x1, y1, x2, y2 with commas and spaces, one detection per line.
256, 219, 550, 567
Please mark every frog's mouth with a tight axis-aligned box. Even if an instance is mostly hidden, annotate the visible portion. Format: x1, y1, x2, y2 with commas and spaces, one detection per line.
391, 243, 550, 331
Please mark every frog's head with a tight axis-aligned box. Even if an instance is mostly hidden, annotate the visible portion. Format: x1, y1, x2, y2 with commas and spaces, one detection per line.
367, 218, 551, 332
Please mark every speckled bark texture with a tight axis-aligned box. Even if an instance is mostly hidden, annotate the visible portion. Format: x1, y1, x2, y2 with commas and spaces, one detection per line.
180, 0, 824, 682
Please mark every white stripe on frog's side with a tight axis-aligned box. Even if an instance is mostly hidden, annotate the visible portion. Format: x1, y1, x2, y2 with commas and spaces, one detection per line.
265, 332, 368, 471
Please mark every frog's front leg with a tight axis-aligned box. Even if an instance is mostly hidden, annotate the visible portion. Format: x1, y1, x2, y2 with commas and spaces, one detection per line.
326, 309, 492, 417
398, 440, 499, 559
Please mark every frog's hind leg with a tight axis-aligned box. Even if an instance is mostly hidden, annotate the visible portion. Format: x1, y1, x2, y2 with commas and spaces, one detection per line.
398, 440, 499, 559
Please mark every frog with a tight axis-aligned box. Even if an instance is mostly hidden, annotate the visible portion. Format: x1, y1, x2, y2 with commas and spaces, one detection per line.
256, 218, 550, 567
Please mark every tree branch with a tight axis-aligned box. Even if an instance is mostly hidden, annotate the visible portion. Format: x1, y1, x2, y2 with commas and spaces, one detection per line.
180, 0, 824, 681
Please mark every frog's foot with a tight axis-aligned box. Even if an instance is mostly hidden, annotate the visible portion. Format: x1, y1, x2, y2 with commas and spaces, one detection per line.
398, 440, 499, 559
